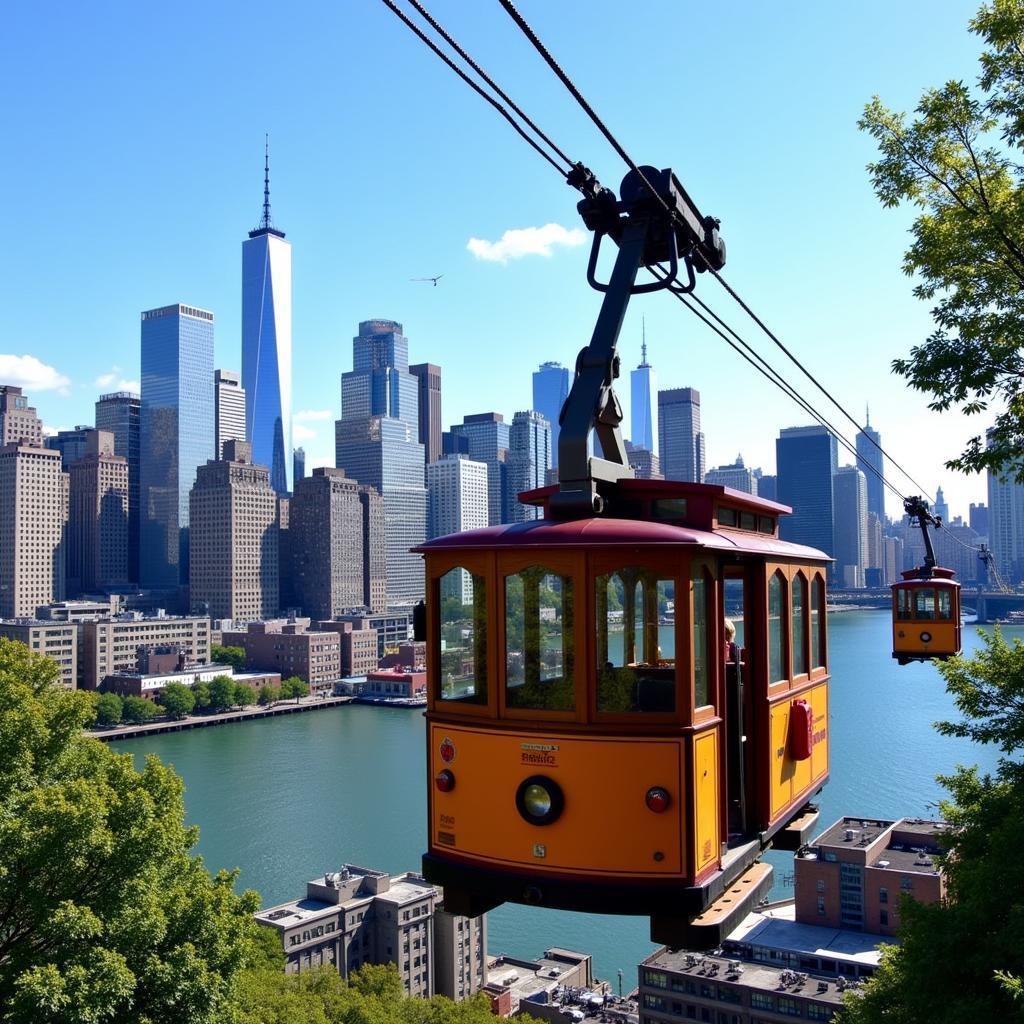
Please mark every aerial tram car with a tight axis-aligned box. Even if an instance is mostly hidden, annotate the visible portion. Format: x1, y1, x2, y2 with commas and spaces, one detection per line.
417, 166, 831, 947
891, 496, 962, 664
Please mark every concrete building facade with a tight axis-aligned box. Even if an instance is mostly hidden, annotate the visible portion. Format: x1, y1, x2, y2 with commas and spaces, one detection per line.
658, 387, 705, 483
0, 385, 43, 446
0, 620, 78, 689
507, 410, 551, 522
95, 391, 141, 582
624, 440, 662, 480
358, 485, 387, 613
214, 369, 247, 460
448, 413, 510, 526
705, 455, 758, 495
0, 444, 68, 618
190, 440, 279, 622
409, 362, 442, 468
832, 466, 868, 588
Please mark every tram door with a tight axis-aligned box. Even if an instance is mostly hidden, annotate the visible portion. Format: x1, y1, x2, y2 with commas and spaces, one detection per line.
723, 574, 751, 840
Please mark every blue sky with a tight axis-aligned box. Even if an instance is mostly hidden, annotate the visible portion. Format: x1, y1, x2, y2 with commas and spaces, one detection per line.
0, 0, 990, 520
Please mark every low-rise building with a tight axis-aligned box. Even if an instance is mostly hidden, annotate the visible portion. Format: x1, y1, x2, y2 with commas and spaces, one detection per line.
484, 949, 595, 1017
0, 619, 78, 689
333, 610, 413, 661
103, 661, 279, 700
221, 619, 341, 693
318, 618, 379, 677
254, 864, 487, 1000
360, 669, 426, 699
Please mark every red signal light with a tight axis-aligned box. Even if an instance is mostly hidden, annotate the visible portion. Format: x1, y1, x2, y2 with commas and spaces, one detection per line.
645, 786, 671, 813
436, 770, 455, 792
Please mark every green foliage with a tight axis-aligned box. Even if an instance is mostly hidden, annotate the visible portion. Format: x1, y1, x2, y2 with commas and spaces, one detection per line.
94, 691, 123, 727
157, 681, 196, 720
0, 637, 262, 1023
121, 695, 157, 725
233, 683, 257, 708
257, 685, 279, 706
209, 675, 237, 712
836, 628, 1024, 1024
193, 680, 211, 710
859, 0, 1024, 479
279, 677, 309, 702
212, 645, 246, 671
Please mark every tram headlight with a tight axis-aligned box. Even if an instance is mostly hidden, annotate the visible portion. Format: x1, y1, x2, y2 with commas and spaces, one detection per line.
516, 775, 564, 826
920, 631, 932, 643
645, 786, 671, 813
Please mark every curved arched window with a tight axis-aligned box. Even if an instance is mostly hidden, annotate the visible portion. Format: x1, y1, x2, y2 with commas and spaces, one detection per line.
505, 567, 574, 711
811, 575, 826, 668
438, 567, 487, 704
595, 568, 675, 713
693, 570, 711, 708
792, 574, 808, 676
768, 571, 788, 683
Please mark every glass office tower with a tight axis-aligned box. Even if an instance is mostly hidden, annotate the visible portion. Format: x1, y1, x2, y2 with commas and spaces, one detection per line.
242, 145, 293, 494
139, 304, 215, 588
855, 410, 885, 523
776, 424, 838, 562
95, 391, 141, 582
532, 361, 569, 468
630, 340, 657, 454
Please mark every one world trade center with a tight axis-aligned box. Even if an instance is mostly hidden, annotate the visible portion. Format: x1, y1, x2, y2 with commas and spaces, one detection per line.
242, 139, 293, 494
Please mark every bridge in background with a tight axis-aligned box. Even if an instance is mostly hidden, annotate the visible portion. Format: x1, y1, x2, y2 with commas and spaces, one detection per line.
828, 587, 1024, 623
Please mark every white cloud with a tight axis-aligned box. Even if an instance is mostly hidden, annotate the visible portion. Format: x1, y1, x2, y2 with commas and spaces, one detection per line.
0, 354, 71, 395
467, 223, 587, 264
94, 367, 140, 393
293, 423, 318, 442
294, 408, 334, 422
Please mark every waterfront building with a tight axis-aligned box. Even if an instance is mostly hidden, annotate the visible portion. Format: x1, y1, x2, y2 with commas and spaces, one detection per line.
776, 425, 837, 560
358, 485, 387, 613
139, 303, 215, 588
290, 467, 365, 620
220, 619, 341, 692
46, 425, 93, 468
0, 620, 77, 688
242, 144, 293, 495
0, 443, 67, 618
336, 320, 426, 606
427, 456, 488, 605
67, 430, 129, 594
293, 446, 306, 483
95, 391, 141, 582
0, 384, 43, 446
986, 458, 1024, 582
103, 651, 279, 702
214, 369, 247, 460
855, 411, 885, 522
80, 613, 211, 690
658, 387, 704, 482
758, 474, 777, 502
448, 413, 511, 526
638, 815, 949, 1024
189, 440, 278, 622
409, 362, 442, 467
320, 618, 378, 677
333, 609, 412, 661
624, 440, 662, 480
532, 362, 569, 468
832, 466, 868, 588
254, 863, 487, 1000
705, 454, 758, 495
360, 668, 426, 699
507, 410, 551, 522
630, 336, 657, 454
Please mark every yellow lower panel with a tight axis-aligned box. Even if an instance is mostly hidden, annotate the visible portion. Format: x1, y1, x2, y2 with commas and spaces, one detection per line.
693, 730, 719, 875
769, 682, 829, 823
429, 723, 684, 876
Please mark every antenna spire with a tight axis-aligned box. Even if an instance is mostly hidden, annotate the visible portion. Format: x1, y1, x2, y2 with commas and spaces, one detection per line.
261, 134, 272, 230
640, 317, 648, 367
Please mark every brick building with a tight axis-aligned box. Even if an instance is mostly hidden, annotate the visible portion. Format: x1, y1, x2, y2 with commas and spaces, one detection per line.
221, 618, 341, 692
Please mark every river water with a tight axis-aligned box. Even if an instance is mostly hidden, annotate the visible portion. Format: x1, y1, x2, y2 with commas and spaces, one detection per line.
112, 611, 1011, 988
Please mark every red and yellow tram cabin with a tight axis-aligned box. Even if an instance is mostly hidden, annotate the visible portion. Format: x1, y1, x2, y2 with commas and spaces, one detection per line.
417, 480, 831, 947
891, 567, 961, 664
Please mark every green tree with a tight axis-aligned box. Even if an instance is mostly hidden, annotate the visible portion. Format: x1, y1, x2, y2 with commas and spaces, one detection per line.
209, 675, 237, 712
157, 681, 196, 720
193, 680, 211, 711
212, 645, 246, 671
94, 691, 123, 727
257, 685, 278, 706
859, 0, 1024, 478
279, 677, 309, 703
233, 683, 257, 708
837, 629, 1024, 1024
121, 695, 157, 725
0, 637, 262, 1023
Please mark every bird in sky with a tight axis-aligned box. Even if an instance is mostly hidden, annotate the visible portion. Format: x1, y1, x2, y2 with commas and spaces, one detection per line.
411, 274, 444, 286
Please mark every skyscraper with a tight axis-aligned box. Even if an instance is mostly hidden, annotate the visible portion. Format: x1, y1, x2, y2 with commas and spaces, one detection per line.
448, 413, 511, 526
776, 425, 838, 560
0, 385, 42, 447
832, 466, 869, 588
0, 443, 67, 617
139, 303, 215, 588
624, 439, 662, 480
293, 447, 306, 482
705, 454, 758, 495
242, 141, 293, 495
409, 363, 442, 467
290, 467, 365, 619
215, 369, 247, 460
987, 462, 1024, 582
189, 440, 278, 620
427, 455, 488, 604
335, 320, 426, 606
658, 387, 705, 482
46, 426, 93, 468
95, 391, 140, 581
933, 485, 949, 524
532, 362, 569, 468
855, 410, 885, 523
507, 410, 551, 522
630, 332, 657, 453
67, 430, 129, 594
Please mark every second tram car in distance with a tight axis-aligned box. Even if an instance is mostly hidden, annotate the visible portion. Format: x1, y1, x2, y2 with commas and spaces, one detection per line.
418, 479, 831, 947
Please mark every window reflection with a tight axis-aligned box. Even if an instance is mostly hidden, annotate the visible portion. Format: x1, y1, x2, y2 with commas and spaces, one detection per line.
811, 576, 825, 668
693, 573, 710, 708
438, 568, 487, 704
768, 572, 787, 682
793, 575, 808, 676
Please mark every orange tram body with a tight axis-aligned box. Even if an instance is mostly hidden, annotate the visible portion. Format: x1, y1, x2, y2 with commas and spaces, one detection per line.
418, 479, 831, 947
891, 567, 961, 665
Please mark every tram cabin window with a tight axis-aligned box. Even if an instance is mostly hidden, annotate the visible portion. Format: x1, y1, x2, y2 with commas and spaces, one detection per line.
652, 498, 688, 520
505, 567, 575, 711
897, 588, 913, 619
718, 507, 738, 527
595, 567, 675, 713
693, 571, 711, 708
438, 568, 487, 704
793, 574, 808, 676
768, 571, 788, 682
915, 589, 936, 620
811, 576, 825, 668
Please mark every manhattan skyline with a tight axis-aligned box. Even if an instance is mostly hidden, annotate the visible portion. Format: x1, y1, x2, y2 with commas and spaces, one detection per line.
0, 0, 989, 519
